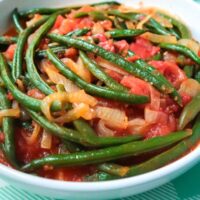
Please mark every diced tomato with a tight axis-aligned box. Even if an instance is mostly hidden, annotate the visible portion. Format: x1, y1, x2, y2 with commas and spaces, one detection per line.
0, 133, 5, 143
64, 47, 78, 59
149, 61, 187, 88
93, 33, 107, 42
180, 92, 192, 106
27, 88, 45, 99
52, 15, 65, 30
7, 92, 14, 101
114, 40, 129, 56
58, 19, 76, 35
160, 96, 179, 114
15, 127, 59, 163
99, 40, 115, 52
105, 69, 123, 82
126, 55, 140, 62
129, 37, 160, 59
100, 20, 113, 31
4, 44, 17, 60
198, 50, 200, 57
121, 76, 150, 96
145, 123, 172, 138
77, 17, 94, 29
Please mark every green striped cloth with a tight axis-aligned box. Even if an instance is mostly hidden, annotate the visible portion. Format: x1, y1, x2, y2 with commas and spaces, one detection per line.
1, 0, 200, 199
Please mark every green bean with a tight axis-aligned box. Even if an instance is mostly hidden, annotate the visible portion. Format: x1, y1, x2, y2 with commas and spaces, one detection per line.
107, 10, 142, 22
106, 29, 146, 39
80, 51, 127, 92
25, 11, 71, 95
85, 171, 117, 181
146, 18, 170, 36
12, 8, 23, 32
159, 13, 191, 39
36, 46, 66, 58
0, 36, 18, 45
159, 43, 200, 65
73, 119, 98, 141
48, 34, 181, 104
0, 87, 18, 168
107, 10, 170, 36
27, 109, 143, 148
91, 1, 120, 6
19, 8, 65, 17
97, 163, 130, 177
194, 70, 200, 83
36, 28, 90, 58
113, 17, 127, 29
21, 130, 190, 171
183, 65, 194, 78
46, 48, 149, 104
12, 16, 49, 82
178, 93, 200, 130
0, 53, 61, 112
19, 1, 119, 17
66, 28, 91, 37
74, 11, 109, 21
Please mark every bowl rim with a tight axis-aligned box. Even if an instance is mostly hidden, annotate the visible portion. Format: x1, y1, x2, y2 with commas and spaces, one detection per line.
0, 0, 200, 193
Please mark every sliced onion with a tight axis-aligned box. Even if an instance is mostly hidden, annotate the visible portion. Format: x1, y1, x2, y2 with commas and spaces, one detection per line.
0, 108, 20, 124
95, 106, 128, 129
144, 106, 168, 124
26, 14, 42, 27
153, 14, 173, 28
179, 78, 200, 97
142, 32, 177, 44
23, 122, 41, 145
16, 79, 25, 91
178, 39, 200, 54
61, 57, 92, 83
125, 21, 135, 29
149, 86, 160, 110
41, 130, 52, 149
92, 23, 104, 35
97, 120, 115, 137
128, 118, 148, 134
54, 103, 92, 123
41, 91, 97, 121
43, 64, 79, 93
96, 57, 128, 76
136, 12, 154, 29
40, 59, 59, 73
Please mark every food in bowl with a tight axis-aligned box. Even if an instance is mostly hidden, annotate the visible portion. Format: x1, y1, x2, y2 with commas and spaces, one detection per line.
0, 0, 200, 182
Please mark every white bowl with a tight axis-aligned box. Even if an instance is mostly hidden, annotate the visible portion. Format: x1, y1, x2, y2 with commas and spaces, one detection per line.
0, 0, 200, 199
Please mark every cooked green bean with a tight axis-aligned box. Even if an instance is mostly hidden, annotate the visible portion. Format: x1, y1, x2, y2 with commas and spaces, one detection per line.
0, 36, 18, 45
178, 93, 200, 130
12, 16, 49, 82
183, 65, 194, 78
106, 29, 146, 39
36, 45, 66, 58
159, 43, 200, 65
159, 12, 191, 39
75, 11, 109, 21
25, 11, 70, 95
0, 87, 18, 168
48, 34, 181, 104
0, 53, 61, 112
12, 8, 23, 32
47, 48, 149, 104
97, 163, 130, 177
66, 28, 91, 37
27, 109, 143, 148
22, 130, 191, 171
107, 10, 170, 36
80, 51, 127, 92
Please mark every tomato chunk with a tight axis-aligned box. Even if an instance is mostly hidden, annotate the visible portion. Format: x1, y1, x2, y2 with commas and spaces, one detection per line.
149, 61, 187, 88
130, 37, 160, 59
